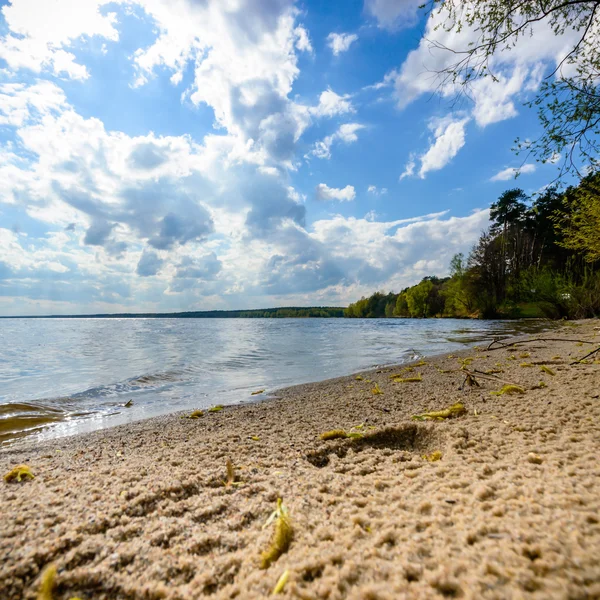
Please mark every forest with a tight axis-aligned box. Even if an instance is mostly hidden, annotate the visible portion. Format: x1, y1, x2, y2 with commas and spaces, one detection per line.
345, 172, 600, 320
12, 307, 346, 319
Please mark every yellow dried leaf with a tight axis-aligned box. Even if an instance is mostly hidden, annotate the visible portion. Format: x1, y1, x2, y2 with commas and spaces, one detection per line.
261, 498, 292, 569
354, 375, 364, 381
539, 365, 555, 376
37, 564, 56, 600
272, 569, 290, 594
4, 464, 34, 483
520, 362, 533, 368
391, 374, 422, 383
208, 405, 224, 412
226, 458, 235, 486
412, 403, 466, 421
320, 429, 347, 441
251, 390, 265, 395
423, 451, 443, 462
371, 383, 383, 395
490, 384, 525, 396
187, 410, 204, 419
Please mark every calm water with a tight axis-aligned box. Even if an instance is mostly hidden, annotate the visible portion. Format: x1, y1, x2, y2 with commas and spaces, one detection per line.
0, 318, 554, 445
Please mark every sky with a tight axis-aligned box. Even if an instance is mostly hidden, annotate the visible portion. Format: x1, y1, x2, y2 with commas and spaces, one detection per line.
0, 0, 578, 315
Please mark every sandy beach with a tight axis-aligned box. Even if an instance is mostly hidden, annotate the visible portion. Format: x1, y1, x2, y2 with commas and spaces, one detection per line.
1, 320, 599, 600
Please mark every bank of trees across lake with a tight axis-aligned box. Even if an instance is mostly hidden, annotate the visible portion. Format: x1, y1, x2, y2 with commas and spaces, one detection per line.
346, 172, 600, 320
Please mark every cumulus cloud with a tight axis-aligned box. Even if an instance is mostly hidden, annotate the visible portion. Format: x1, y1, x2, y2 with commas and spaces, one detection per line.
294, 25, 313, 53
136, 250, 164, 277
327, 32, 358, 55
0, 0, 318, 169
315, 183, 356, 202
0, 0, 119, 79
309, 123, 365, 159
307, 208, 490, 297
418, 116, 469, 178
128, 142, 170, 170
175, 253, 222, 280
130, 0, 314, 168
0, 81, 67, 127
364, 0, 423, 30
490, 163, 536, 181
311, 89, 354, 118
384, 1, 582, 126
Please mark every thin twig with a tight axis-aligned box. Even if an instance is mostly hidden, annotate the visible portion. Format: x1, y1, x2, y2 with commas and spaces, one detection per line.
466, 369, 522, 387
487, 337, 596, 351
571, 346, 600, 365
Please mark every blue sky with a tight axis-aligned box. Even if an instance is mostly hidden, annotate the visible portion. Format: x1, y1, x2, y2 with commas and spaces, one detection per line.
0, 0, 575, 315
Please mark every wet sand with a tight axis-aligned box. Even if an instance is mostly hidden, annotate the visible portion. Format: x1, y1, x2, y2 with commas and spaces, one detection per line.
1, 320, 599, 599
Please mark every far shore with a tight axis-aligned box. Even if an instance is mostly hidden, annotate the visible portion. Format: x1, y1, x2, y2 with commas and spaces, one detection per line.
1, 320, 599, 599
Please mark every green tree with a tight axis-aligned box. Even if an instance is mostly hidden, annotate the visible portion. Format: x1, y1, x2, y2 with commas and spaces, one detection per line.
406, 280, 434, 317
394, 292, 409, 317
489, 189, 528, 236
443, 253, 476, 315
555, 172, 600, 262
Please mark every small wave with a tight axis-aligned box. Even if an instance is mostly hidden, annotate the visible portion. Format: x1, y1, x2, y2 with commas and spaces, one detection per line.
0, 402, 92, 444
127, 370, 183, 387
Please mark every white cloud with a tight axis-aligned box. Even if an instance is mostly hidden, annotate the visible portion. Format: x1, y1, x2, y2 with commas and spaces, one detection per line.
418, 116, 469, 178
0, 80, 67, 127
0, 0, 119, 79
309, 122, 365, 159
384, 2, 584, 130
327, 32, 358, 56
490, 163, 536, 181
311, 89, 354, 118
367, 185, 388, 195
399, 155, 415, 180
0, 81, 308, 303
136, 250, 164, 277
294, 25, 313, 53
315, 183, 356, 202
129, 0, 314, 168
308, 208, 491, 301
364, 0, 423, 30
0, 0, 315, 169
547, 152, 562, 164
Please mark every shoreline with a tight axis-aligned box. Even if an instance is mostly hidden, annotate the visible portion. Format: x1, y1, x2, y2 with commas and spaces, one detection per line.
1, 320, 599, 599
1, 318, 560, 451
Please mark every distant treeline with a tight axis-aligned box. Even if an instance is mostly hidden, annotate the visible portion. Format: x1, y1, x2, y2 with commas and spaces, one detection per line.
346, 172, 600, 320
6, 307, 345, 319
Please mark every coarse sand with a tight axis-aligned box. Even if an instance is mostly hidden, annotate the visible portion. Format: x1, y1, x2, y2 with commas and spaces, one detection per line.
1, 320, 600, 600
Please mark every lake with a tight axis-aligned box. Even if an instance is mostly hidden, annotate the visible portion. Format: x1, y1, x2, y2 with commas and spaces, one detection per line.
0, 317, 554, 445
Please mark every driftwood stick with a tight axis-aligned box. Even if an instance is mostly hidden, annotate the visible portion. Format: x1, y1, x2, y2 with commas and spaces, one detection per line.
571, 345, 600, 365
466, 369, 522, 387
486, 337, 596, 351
